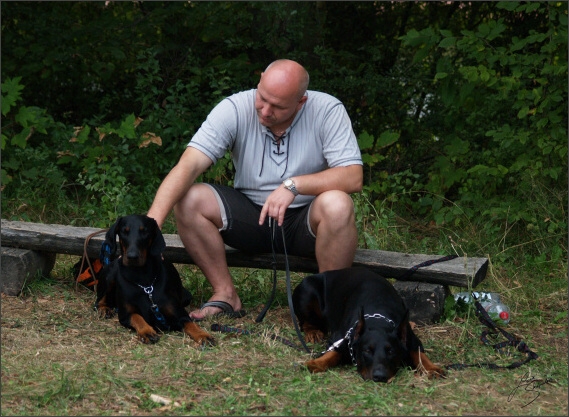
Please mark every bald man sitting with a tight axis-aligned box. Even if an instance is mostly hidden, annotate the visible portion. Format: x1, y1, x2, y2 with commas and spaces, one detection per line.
147, 59, 363, 320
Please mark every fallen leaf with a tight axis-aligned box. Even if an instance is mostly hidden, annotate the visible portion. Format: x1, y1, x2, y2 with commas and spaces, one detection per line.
150, 394, 172, 405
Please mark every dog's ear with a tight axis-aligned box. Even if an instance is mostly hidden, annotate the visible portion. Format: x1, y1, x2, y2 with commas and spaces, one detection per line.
397, 309, 411, 346
100, 217, 122, 265
353, 306, 367, 341
148, 217, 166, 257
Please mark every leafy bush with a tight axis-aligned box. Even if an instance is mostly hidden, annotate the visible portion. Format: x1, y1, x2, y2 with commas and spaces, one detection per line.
1, 1, 566, 262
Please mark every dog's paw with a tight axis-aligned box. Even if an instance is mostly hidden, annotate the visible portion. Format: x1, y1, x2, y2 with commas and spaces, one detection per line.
183, 321, 216, 347
137, 330, 160, 344
415, 363, 447, 379
411, 351, 446, 380
197, 333, 216, 347
97, 306, 115, 319
305, 359, 327, 373
305, 351, 341, 374
426, 366, 446, 380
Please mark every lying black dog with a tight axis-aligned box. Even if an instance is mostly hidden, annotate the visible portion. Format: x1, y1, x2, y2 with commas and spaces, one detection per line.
95, 214, 214, 346
292, 267, 445, 382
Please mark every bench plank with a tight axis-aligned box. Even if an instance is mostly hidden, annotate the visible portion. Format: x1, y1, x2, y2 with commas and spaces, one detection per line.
1, 219, 487, 287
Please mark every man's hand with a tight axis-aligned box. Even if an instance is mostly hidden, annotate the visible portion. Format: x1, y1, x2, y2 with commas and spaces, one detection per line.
259, 186, 296, 226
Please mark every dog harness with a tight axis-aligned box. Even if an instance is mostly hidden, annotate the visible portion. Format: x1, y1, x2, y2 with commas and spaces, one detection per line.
325, 313, 396, 365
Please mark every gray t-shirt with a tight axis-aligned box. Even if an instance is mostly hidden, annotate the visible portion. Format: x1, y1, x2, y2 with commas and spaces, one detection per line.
189, 89, 362, 207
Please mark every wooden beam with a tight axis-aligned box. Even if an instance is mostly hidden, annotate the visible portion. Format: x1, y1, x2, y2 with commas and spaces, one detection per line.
0, 219, 487, 287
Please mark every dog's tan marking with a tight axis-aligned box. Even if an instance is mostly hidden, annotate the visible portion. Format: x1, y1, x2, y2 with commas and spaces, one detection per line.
183, 321, 215, 346
305, 350, 342, 373
410, 349, 446, 379
302, 322, 325, 343
96, 295, 115, 319
129, 313, 160, 344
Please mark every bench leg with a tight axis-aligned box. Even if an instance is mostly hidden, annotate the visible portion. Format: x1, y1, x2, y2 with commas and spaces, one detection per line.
1, 247, 56, 296
393, 281, 450, 324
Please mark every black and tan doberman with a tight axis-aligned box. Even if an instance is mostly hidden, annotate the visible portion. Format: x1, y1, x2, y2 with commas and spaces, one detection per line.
95, 215, 214, 346
292, 267, 445, 382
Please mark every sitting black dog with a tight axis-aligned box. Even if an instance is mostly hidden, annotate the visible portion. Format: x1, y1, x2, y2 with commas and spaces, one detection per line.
95, 214, 214, 346
292, 267, 445, 382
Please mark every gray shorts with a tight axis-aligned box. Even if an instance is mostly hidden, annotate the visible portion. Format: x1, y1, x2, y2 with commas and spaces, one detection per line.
205, 184, 316, 257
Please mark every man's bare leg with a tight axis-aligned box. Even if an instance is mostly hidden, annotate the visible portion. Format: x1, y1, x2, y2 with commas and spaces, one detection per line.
174, 184, 243, 320
176, 187, 355, 319
309, 190, 357, 272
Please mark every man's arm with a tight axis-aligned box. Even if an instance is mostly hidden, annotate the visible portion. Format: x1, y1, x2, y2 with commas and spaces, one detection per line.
147, 147, 213, 229
289, 164, 363, 196
259, 164, 363, 226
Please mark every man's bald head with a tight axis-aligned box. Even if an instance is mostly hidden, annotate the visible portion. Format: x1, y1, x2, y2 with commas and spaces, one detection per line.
261, 59, 310, 101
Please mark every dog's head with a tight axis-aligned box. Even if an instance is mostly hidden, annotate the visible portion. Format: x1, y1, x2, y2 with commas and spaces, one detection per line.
351, 307, 409, 383
103, 215, 165, 267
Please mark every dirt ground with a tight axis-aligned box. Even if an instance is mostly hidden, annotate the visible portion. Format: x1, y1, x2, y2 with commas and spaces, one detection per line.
1, 273, 568, 416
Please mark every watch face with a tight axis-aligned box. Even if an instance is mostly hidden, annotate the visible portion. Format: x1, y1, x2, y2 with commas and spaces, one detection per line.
285, 179, 293, 187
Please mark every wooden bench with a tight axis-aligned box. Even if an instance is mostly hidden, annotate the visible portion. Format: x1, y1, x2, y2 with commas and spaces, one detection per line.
1, 219, 489, 323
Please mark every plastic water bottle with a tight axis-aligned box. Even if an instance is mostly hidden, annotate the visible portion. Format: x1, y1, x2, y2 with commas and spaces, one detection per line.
454, 291, 501, 304
484, 302, 511, 325
453, 292, 511, 325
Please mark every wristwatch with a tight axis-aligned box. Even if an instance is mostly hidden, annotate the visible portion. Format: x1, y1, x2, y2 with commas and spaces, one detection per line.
283, 178, 299, 196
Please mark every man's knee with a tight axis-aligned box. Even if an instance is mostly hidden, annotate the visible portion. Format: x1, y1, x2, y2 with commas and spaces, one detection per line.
174, 184, 222, 227
315, 190, 354, 216
310, 191, 356, 227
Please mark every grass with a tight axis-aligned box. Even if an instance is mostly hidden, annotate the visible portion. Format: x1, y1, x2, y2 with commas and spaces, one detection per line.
1, 250, 567, 416
1, 194, 568, 415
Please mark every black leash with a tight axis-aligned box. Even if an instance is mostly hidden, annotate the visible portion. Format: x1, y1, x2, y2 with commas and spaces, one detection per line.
395, 254, 538, 370
397, 254, 459, 280
212, 217, 313, 353
255, 218, 279, 323
282, 226, 313, 354
253, 218, 311, 353
445, 295, 539, 371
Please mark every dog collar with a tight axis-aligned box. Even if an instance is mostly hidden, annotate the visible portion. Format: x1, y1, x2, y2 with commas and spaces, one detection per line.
325, 313, 395, 365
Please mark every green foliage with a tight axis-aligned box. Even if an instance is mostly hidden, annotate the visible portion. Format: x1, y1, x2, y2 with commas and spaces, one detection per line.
1, 1, 567, 263
353, 189, 394, 250
1, 76, 24, 117
1, 76, 56, 152
1, 77, 67, 190
58, 114, 167, 226
396, 1, 567, 260
441, 295, 471, 323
